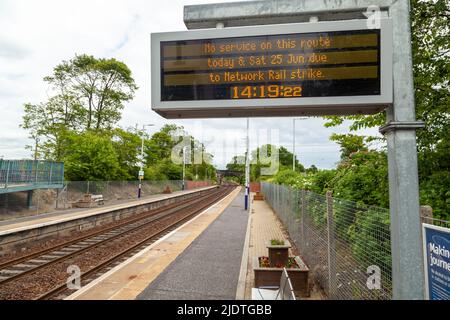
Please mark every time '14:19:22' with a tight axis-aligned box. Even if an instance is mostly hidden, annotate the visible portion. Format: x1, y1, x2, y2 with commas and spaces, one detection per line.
231, 85, 302, 99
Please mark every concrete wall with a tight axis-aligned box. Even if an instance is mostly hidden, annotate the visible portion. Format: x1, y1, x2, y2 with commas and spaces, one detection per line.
185, 180, 211, 190
249, 182, 261, 193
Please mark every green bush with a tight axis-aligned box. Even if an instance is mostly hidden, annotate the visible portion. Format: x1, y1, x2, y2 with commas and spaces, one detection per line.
420, 171, 450, 220
332, 151, 389, 208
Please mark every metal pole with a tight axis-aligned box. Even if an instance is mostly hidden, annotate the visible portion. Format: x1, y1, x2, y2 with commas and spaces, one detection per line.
5, 161, 10, 189
244, 118, 249, 210
292, 118, 295, 172
35, 161, 38, 184
34, 137, 39, 161
380, 0, 425, 300
138, 129, 144, 198
138, 124, 154, 198
182, 146, 186, 190
326, 190, 337, 298
300, 189, 306, 251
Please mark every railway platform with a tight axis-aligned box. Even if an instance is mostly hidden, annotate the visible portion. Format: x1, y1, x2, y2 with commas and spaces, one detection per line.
0, 186, 216, 255
0, 185, 318, 300
0, 186, 215, 235
66, 189, 317, 300
68, 186, 243, 300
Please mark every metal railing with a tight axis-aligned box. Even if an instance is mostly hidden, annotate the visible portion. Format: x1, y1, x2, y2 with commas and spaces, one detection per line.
0, 160, 64, 190
261, 182, 392, 300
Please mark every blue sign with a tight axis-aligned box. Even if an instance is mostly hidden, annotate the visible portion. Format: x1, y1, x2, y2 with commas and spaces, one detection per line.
422, 223, 450, 300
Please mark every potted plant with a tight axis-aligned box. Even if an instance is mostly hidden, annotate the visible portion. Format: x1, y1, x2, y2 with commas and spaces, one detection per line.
267, 239, 291, 267
254, 255, 310, 297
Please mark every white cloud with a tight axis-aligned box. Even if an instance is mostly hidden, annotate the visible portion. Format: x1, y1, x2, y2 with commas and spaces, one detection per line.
0, 0, 383, 169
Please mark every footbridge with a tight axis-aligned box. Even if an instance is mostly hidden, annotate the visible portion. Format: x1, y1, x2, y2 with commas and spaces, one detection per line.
0, 160, 64, 195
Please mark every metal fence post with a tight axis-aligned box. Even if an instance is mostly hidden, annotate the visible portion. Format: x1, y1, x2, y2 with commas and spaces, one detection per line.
35, 161, 39, 183
301, 189, 306, 250
326, 191, 337, 298
5, 161, 10, 188
49, 162, 53, 184
420, 205, 433, 223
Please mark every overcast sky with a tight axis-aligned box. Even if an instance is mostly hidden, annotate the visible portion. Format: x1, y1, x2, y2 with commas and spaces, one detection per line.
0, 0, 381, 169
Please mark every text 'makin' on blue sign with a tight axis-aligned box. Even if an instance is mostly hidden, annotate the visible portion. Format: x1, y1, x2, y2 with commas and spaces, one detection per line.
422, 223, 450, 300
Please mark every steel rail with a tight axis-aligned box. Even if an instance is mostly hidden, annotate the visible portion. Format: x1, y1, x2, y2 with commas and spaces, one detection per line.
37, 186, 234, 300
0, 187, 226, 287
0, 187, 219, 272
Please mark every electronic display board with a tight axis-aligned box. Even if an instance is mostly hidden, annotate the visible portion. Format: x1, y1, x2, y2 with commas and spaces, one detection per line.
151, 20, 392, 118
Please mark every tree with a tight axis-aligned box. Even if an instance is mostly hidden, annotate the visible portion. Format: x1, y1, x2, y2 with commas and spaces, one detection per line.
45, 54, 138, 131
22, 95, 83, 160
22, 54, 137, 162
145, 124, 181, 165
306, 165, 318, 174
111, 128, 141, 180
21, 56, 221, 183
278, 146, 303, 171
330, 134, 369, 160
64, 132, 122, 181
142, 124, 216, 182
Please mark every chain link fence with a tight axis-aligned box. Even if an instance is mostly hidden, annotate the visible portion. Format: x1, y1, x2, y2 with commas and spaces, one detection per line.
0, 180, 214, 221
261, 182, 392, 300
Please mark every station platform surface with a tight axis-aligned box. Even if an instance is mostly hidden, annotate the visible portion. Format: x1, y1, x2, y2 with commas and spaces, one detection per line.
137, 188, 248, 300
0, 186, 216, 236
65, 189, 321, 300
68, 186, 243, 300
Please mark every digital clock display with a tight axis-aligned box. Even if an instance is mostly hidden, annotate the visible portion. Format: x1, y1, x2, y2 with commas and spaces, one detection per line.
159, 29, 381, 101
231, 85, 302, 99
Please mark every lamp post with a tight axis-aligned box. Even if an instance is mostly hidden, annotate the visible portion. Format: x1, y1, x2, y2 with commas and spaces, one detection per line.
244, 118, 250, 210
292, 118, 307, 172
34, 136, 39, 161
182, 146, 187, 190
138, 124, 154, 198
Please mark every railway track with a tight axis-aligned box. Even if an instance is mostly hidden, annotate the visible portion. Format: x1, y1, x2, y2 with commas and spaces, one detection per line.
0, 185, 235, 300
0, 187, 219, 282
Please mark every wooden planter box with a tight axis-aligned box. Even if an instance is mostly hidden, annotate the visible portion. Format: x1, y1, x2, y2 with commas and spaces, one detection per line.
267, 240, 291, 267
253, 192, 264, 201
253, 256, 310, 298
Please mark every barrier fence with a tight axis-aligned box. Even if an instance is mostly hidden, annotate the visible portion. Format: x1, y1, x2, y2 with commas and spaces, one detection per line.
0, 180, 212, 221
0, 160, 64, 190
261, 182, 392, 300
